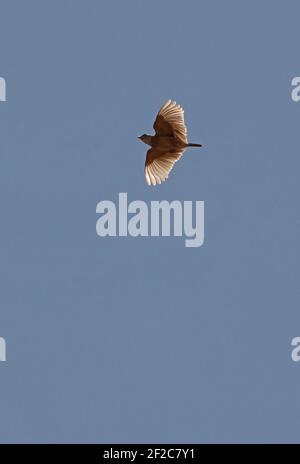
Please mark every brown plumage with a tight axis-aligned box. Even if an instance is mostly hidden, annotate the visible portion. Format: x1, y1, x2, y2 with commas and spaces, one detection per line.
138, 100, 202, 186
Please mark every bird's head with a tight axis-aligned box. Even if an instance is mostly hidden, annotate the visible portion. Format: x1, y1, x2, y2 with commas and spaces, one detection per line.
138, 134, 152, 145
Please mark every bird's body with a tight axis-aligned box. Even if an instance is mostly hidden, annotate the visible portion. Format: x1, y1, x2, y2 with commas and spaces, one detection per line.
138, 100, 202, 186
142, 135, 185, 151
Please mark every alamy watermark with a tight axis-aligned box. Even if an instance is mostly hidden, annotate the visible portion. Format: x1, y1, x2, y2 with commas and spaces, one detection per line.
291, 337, 300, 362
0, 337, 6, 362
0, 76, 6, 102
1, 79, 7, 357
291, 77, 300, 102
96, 193, 204, 248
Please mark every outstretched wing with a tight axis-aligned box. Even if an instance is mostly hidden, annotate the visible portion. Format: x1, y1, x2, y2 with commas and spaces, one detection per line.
153, 100, 188, 143
145, 148, 184, 186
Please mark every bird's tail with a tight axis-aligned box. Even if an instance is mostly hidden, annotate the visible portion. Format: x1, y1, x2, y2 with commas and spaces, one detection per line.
187, 143, 202, 147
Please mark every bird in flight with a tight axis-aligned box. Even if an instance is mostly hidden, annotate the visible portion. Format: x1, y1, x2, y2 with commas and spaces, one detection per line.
138, 100, 202, 186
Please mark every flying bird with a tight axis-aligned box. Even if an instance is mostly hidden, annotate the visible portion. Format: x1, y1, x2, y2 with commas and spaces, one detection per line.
138, 100, 202, 186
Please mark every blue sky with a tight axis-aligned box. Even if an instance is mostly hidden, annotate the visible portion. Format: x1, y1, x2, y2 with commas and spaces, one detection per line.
0, 0, 299, 443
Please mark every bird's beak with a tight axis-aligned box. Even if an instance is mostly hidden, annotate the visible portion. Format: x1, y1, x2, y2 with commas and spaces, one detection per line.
137, 136, 141, 140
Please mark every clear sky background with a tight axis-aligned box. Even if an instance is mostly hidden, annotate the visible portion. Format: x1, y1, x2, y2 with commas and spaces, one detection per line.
0, 0, 300, 444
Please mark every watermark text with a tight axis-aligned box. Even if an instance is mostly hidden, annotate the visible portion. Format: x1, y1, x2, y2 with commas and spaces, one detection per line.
0, 337, 6, 362
291, 77, 300, 102
96, 193, 204, 248
0, 77, 6, 102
